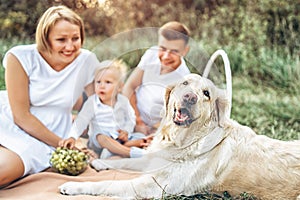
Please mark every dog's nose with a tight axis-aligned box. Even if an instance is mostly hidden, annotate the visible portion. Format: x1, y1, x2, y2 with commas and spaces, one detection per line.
183, 92, 198, 105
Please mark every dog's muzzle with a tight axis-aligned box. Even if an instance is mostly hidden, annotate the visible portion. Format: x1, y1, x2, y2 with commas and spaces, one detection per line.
173, 92, 198, 127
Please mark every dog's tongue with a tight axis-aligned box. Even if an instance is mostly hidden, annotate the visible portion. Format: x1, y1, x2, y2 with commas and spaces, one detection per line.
175, 111, 189, 122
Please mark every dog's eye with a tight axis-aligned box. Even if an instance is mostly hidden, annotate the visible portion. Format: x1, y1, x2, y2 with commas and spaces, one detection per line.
203, 90, 210, 99
182, 81, 188, 85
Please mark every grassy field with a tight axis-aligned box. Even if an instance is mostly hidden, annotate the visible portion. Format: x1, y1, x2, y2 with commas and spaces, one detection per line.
0, 37, 299, 199
231, 76, 299, 140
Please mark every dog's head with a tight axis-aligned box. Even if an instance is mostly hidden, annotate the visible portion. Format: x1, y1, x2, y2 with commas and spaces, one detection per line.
163, 73, 230, 129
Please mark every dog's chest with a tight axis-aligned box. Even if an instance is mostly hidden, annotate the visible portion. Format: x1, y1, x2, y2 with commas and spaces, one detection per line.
153, 156, 219, 195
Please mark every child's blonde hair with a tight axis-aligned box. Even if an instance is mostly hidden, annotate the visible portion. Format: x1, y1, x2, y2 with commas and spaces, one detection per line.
94, 59, 128, 83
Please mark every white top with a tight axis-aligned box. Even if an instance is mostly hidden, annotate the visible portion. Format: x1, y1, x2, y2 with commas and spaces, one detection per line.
136, 46, 190, 126
0, 44, 100, 176
69, 93, 136, 140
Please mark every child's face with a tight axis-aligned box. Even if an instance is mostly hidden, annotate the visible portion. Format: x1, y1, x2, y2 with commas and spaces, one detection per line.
158, 35, 189, 72
94, 68, 121, 106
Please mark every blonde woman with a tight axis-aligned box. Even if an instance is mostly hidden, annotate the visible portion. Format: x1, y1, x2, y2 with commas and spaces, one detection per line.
0, 5, 100, 187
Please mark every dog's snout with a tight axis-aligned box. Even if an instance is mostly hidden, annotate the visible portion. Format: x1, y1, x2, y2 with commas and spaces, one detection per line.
183, 92, 198, 105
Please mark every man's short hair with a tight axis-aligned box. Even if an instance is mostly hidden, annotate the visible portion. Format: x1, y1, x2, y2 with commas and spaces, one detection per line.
158, 21, 190, 44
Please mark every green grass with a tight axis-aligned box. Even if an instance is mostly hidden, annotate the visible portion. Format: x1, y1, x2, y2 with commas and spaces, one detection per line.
160, 191, 258, 200
231, 76, 300, 140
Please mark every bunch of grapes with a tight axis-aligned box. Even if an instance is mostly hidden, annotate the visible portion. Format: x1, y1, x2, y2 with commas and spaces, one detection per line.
50, 147, 89, 176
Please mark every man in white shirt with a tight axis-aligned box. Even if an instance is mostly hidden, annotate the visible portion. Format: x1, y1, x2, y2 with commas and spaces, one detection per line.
123, 21, 191, 135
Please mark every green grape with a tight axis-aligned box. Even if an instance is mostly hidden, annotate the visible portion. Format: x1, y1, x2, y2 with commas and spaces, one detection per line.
50, 147, 89, 176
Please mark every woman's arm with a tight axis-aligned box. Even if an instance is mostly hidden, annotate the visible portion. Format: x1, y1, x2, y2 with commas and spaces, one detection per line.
5, 53, 61, 147
84, 82, 95, 97
72, 81, 94, 113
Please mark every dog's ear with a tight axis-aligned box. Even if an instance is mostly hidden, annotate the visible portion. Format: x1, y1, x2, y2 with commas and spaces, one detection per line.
163, 85, 175, 118
215, 88, 230, 127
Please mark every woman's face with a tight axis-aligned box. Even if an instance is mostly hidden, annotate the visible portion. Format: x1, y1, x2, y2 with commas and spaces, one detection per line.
47, 20, 82, 70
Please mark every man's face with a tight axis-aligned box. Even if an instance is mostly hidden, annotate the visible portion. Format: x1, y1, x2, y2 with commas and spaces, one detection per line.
158, 35, 189, 72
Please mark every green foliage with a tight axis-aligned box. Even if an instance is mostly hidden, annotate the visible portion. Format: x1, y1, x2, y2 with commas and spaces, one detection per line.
0, 0, 51, 39
231, 76, 300, 141
254, 49, 300, 93
223, 45, 300, 94
1, 0, 299, 56
0, 67, 4, 90
0, 37, 33, 89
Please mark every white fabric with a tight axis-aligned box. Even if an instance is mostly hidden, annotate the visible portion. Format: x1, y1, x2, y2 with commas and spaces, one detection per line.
129, 146, 145, 158
0, 44, 100, 176
69, 93, 136, 140
136, 46, 190, 126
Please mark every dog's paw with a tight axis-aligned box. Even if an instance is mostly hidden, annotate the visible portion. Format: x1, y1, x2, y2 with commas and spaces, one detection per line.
90, 159, 109, 171
59, 182, 89, 195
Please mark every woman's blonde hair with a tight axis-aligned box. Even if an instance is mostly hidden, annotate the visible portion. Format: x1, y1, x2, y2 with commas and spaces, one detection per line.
36, 5, 85, 53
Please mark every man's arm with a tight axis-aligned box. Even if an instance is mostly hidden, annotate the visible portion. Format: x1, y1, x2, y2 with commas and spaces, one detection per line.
123, 67, 149, 133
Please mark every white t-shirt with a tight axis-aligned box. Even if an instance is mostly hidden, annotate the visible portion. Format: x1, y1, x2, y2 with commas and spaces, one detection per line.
0, 44, 100, 176
136, 46, 190, 127
69, 93, 136, 140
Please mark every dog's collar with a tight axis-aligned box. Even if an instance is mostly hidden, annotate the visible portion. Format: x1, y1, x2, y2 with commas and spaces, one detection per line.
173, 126, 226, 158
196, 126, 226, 156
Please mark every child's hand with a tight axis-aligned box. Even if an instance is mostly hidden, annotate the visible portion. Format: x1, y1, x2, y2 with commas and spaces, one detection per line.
58, 137, 76, 149
141, 134, 154, 148
117, 130, 128, 142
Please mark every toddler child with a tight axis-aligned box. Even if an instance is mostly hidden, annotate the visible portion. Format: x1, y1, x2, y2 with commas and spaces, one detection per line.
61, 60, 146, 158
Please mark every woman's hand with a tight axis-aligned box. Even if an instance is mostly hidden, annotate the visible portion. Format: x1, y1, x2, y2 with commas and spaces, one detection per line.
58, 137, 76, 149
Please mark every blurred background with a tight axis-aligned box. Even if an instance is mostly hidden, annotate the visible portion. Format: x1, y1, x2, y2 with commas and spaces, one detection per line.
0, 0, 299, 142
0, 0, 299, 89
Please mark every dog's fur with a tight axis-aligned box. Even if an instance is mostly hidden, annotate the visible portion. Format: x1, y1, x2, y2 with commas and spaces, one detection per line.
60, 74, 300, 199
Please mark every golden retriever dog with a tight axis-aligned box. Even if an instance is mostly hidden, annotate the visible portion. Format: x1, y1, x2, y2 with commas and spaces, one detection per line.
60, 74, 300, 199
